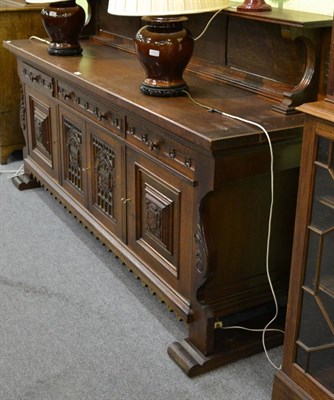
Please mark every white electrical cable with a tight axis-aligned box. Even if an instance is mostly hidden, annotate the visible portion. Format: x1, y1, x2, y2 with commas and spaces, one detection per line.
0, 163, 24, 178
29, 36, 50, 45
194, 8, 224, 41
183, 90, 283, 370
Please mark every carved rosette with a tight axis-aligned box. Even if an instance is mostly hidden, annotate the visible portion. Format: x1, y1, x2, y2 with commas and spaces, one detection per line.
146, 199, 162, 240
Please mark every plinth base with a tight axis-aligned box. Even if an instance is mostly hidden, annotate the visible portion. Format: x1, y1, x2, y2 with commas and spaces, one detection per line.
140, 83, 188, 97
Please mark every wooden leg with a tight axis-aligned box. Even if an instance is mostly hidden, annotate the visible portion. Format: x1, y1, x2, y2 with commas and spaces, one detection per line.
168, 199, 285, 376
12, 174, 40, 191
168, 310, 285, 377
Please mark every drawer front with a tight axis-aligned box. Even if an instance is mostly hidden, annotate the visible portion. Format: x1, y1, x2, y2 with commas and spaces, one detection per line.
125, 116, 196, 180
57, 80, 123, 136
21, 63, 54, 95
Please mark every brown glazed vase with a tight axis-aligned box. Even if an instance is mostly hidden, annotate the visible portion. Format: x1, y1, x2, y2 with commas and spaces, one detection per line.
41, 0, 85, 56
135, 16, 194, 97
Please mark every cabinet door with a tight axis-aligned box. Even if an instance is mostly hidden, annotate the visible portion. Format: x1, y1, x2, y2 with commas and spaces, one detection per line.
292, 130, 334, 394
25, 86, 58, 179
59, 106, 87, 206
86, 122, 125, 240
126, 149, 193, 299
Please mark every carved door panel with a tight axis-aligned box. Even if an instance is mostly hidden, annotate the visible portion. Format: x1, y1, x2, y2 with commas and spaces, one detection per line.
86, 122, 125, 240
25, 86, 58, 178
126, 149, 194, 299
59, 106, 87, 206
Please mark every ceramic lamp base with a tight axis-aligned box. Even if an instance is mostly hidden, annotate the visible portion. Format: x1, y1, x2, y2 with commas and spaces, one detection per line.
135, 16, 194, 97
41, 0, 85, 56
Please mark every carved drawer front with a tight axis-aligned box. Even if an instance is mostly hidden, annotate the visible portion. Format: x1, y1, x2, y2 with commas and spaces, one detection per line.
57, 80, 123, 135
125, 116, 196, 180
21, 63, 54, 95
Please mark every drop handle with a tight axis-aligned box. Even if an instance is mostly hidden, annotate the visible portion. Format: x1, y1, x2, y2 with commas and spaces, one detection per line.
60, 89, 71, 100
147, 140, 160, 151
121, 197, 131, 204
29, 72, 40, 82
94, 107, 108, 121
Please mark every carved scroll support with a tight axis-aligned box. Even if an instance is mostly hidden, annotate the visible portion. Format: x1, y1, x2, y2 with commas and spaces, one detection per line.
168, 192, 219, 376
168, 190, 285, 376
273, 36, 317, 114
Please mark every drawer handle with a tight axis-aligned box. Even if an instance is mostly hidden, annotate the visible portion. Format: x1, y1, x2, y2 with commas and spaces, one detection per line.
147, 140, 160, 151
94, 107, 108, 121
141, 134, 160, 151
169, 149, 176, 158
29, 72, 40, 82
60, 89, 72, 100
184, 157, 192, 168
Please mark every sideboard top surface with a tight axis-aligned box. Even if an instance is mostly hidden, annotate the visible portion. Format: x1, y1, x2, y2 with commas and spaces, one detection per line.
3, 38, 304, 152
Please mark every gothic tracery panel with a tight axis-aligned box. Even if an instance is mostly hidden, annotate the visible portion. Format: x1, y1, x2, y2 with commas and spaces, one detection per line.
64, 118, 83, 192
92, 136, 116, 219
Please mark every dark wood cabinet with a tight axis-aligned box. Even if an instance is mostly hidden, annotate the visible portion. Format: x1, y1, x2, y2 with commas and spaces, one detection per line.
3, 4, 333, 376
272, 100, 334, 400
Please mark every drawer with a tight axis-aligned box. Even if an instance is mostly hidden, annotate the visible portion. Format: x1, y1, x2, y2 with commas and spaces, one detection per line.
125, 115, 196, 180
21, 63, 54, 95
56, 80, 123, 136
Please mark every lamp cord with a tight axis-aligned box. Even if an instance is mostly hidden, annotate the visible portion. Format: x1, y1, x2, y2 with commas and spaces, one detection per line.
183, 90, 283, 371
29, 36, 50, 45
0, 163, 24, 178
194, 8, 225, 41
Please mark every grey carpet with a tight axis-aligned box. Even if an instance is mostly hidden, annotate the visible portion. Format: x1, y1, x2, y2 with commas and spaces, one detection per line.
0, 154, 282, 400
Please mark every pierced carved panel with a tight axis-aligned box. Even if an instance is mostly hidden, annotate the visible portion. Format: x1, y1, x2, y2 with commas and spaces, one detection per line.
92, 136, 116, 218
64, 118, 83, 192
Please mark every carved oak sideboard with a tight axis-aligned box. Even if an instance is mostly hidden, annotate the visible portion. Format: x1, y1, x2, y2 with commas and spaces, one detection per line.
0, 0, 45, 164
3, 4, 332, 376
